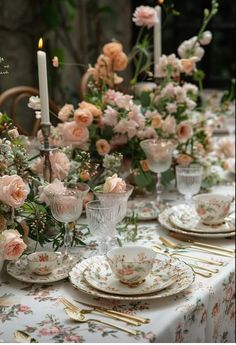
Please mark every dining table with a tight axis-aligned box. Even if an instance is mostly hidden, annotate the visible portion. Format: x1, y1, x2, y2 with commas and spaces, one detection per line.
0, 156, 235, 343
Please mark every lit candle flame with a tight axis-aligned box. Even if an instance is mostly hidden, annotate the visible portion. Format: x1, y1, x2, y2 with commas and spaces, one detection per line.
38, 38, 43, 50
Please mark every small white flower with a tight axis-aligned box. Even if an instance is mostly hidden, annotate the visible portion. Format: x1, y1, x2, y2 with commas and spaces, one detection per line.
35, 111, 41, 119
178, 36, 205, 60
199, 31, 212, 45
28, 96, 41, 110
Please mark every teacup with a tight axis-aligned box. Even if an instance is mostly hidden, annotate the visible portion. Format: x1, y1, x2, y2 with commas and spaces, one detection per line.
27, 251, 58, 275
193, 193, 234, 225
106, 246, 156, 287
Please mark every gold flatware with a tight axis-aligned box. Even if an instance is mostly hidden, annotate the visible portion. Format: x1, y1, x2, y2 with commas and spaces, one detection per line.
169, 233, 235, 254
153, 245, 224, 266
191, 269, 212, 278
159, 236, 235, 258
74, 299, 150, 324
60, 297, 141, 326
64, 307, 141, 336
153, 247, 218, 274
14, 330, 38, 343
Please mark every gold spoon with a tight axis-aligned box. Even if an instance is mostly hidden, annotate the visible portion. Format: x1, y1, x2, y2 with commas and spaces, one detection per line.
64, 307, 142, 336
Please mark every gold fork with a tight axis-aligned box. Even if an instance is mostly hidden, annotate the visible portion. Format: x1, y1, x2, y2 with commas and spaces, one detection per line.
59, 297, 142, 326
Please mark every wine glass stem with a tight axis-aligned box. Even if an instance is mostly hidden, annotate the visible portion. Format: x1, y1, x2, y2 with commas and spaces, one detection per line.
184, 194, 192, 206
156, 172, 162, 205
64, 223, 71, 257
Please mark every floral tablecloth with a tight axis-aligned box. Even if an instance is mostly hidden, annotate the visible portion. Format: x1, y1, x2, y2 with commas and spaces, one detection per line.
0, 185, 235, 343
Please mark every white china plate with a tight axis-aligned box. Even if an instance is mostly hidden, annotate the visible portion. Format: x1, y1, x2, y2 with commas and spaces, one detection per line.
169, 205, 235, 234
83, 256, 177, 296
69, 255, 195, 300
159, 207, 235, 239
126, 200, 158, 220
7, 254, 79, 283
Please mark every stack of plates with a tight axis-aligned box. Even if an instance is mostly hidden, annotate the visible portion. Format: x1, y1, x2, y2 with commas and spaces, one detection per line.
69, 254, 194, 301
159, 205, 235, 239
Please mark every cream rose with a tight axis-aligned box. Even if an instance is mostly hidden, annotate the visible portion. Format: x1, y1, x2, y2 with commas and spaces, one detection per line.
176, 121, 193, 143
0, 175, 29, 208
58, 104, 74, 122
176, 154, 193, 166
0, 229, 27, 260
103, 174, 126, 193
62, 121, 89, 147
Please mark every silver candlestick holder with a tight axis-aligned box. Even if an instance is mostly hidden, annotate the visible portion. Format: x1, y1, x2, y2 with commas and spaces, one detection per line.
40, 123, 53, 183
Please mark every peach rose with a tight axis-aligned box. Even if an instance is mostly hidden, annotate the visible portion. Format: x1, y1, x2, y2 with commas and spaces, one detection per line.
176, 154, 193, 166
113, 52, 128, 71
62, 121, 89, 147
162, 115, 176, 134
32, 151, 70, 181
0, 229, 27, 260
176, 122, 193, 143
103, 174, 126, 193
79, 101, 102, 118
103, 42, 123, 59
74, 108, 93, 127
151, 114, 162, 129
96, 139, 111, 156
0, 175, 29, 208
140, 160, 149, 172
38, 179, 66, 205
58, 104, 74, 122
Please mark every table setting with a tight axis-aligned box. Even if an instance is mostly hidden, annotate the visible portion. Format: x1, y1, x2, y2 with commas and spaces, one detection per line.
0, 0, 235, 343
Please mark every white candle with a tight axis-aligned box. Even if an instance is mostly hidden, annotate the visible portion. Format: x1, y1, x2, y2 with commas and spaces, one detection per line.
154, 5, 162, 78
37, 38, 50, 124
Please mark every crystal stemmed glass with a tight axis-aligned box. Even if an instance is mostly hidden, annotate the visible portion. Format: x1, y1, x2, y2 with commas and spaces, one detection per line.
176, 165, 203, 205
140, 139, 176, 208
46, 183, 89, 259
94, 184, 134, 224
86, 200, 118, 255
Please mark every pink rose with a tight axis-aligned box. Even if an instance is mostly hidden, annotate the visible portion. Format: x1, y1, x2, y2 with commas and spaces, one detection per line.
74, 108, 93, 127
176, 154, 193, 166
177, 121, 193, 143
62, 121, 89, 147
103, 89, 123, 105
218, 138, 235, 158
0, 175, 29, 208
103, 174, 126, 193
132, 6, 158, 28
114, 94, 133, 110
38, 179, 66, 205
58, 104, 74, 122
96, 139, 111, 156
161, 115, 176, 134
0, 229, 27, 260
114, 119, 138, 139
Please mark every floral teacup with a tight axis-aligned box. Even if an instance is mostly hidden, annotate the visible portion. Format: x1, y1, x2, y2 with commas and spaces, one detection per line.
27, 251, 58, 275
193, 193, 234, 225
106, 246, 156, 287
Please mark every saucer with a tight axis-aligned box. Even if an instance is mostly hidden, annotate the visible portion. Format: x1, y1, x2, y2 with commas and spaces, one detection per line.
69, 255, 195, 300
7, 254, 79, 283
126, 200, 158, 220
159, 207, 235, 239
169, 205, 235, 233
83, 256, 177, 296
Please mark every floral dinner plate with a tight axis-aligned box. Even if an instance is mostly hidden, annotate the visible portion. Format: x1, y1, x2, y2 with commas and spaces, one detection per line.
7, 254, 79, 283
69, 255, 195, 300
83, 256, 177, 296
169, 204, 235, 234
159, 207, 235, 239
126, 200, 158, 220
